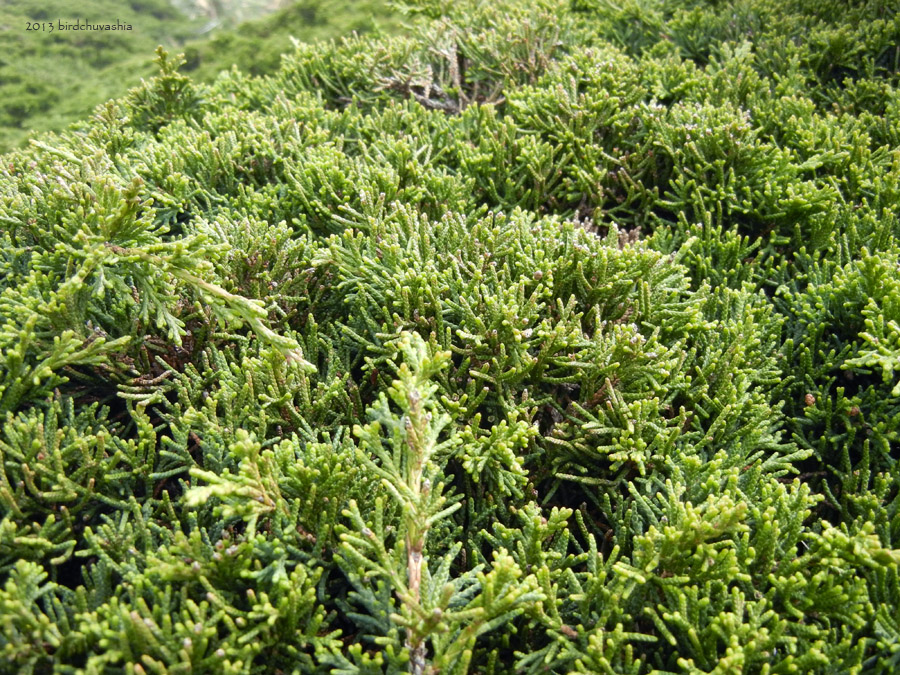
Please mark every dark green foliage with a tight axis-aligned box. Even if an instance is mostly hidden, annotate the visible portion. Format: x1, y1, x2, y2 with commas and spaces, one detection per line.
1, 0, 899, 672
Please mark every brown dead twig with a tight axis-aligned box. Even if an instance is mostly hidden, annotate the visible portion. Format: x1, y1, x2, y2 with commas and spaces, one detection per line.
376, 42, 505, 115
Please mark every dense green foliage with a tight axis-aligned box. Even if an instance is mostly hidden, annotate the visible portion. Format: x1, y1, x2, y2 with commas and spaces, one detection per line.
0, 0, 399, 153
1, 0, 899, 672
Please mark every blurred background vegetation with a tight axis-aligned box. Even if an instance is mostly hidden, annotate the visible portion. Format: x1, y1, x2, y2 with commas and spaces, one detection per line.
0, 0, 402, 152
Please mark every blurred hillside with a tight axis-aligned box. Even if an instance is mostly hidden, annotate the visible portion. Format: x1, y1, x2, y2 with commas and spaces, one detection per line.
0, 0, 400, 152
178, 0, 405, 82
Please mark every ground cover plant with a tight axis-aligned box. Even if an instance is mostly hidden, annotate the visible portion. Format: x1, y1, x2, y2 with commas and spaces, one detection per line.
1, 0, 899, 672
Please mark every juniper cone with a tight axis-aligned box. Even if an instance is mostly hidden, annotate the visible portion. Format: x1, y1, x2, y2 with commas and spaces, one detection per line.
1, 0, 900, 672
